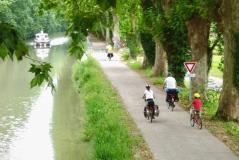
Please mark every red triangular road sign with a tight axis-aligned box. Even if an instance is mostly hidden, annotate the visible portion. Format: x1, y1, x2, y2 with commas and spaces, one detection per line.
184, 62, 197, 73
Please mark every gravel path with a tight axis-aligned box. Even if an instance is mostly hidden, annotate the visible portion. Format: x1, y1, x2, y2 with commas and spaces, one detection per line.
90, 41, 238, 160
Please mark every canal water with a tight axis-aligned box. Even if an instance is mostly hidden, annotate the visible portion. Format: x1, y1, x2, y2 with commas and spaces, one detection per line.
0, 39, 84, 160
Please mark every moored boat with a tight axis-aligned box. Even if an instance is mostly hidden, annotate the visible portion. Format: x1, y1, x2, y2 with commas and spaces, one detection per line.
34, 30, 50, 48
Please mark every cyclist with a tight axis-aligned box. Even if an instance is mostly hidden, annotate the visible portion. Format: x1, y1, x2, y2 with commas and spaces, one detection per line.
143, 84, 155, 118
189, 93, 203, 117
163, 73, 179, 102
106, 44, 113, 60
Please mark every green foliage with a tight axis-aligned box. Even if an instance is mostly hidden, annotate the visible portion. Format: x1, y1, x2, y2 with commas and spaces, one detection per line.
0, 0, 66, 39
73, 58, 134, 159
224, 122, 239, 141
203, 90, 220, 118
209, 23, 224, 56
120, 49, 130, 60
209, 55, 223, 78
152, 76, 164, 85
29, 63, 54, 89
178, 87, 190, 106
117, 0, 142, 58
233, 32, 239, 91
0, 22, 28, 60
126, 34, 141, 58
218, 56, 224, 72
140, 33, 155, 65
160, 7, 190, 84
128, 60, 142, 70
117, 0, 141, 38
0, 22, 55, 89
173, 0, 217, 21
41, 0, 108, 59
140, 1, 190, 82
96, 0, 116, 10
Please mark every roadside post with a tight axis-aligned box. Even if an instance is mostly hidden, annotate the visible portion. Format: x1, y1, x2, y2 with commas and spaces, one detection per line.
184, 62, 197, 101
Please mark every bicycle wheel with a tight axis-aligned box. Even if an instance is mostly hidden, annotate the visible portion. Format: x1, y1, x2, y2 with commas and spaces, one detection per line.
171, 102, 175, 111
150, 110, 153, 123
196, 117, 202, 129
190, 115, 194, 127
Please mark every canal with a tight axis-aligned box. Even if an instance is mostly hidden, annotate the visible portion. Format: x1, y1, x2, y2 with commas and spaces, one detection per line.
0, 38, 90, 160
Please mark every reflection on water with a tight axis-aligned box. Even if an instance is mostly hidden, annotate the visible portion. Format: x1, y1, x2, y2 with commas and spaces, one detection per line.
36, 48, 50, 60
0, 40, 70, 160
0, 59, 39, 159
9, 87, 54, 160
52, 57, 92, 160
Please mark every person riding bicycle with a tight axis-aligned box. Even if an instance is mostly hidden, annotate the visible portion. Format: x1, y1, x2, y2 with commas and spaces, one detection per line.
143, 84, 155, 118
106, 44, 113, 59
163, 73, 179, 102
189, 93, 203, 117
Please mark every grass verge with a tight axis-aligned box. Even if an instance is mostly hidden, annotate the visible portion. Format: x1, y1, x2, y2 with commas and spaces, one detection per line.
125, 57, 239, 156
128, 61, 164, 86
72, 58, 153, 160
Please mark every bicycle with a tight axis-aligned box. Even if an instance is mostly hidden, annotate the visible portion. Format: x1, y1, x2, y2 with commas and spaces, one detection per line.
167, 93, 175, 111
145, 105, 154, 123
190, 109, 202, 129
107, 53, 113, 60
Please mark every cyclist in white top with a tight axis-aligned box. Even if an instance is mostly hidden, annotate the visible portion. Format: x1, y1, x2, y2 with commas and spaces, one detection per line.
164, 73, 177, 90
163, 73, 179, 102
143, 84, 155, 117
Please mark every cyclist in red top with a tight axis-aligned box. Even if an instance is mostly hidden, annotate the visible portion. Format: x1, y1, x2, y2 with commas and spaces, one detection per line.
190, 93, 203, 116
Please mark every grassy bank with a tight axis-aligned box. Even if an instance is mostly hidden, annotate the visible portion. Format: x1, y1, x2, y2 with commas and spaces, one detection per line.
72, 58, 153, 160
126, 58, 239, 156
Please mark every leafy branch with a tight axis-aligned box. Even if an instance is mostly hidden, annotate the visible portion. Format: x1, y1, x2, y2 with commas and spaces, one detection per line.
0, 22, 55, 90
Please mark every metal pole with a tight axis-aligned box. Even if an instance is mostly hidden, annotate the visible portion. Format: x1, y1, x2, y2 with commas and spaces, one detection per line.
189, 76, 192, 101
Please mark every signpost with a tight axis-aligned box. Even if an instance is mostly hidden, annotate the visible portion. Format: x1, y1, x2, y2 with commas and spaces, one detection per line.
184, 62, 197, 101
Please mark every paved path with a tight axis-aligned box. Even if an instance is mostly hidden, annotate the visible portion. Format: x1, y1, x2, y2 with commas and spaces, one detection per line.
90, 41, 238, 160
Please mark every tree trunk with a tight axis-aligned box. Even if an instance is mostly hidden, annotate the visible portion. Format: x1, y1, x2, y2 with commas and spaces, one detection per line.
217, 0, 239, 121
99, 22, 105, 40
140, 33, 155, 66
105, 11, 111, 44
112, 13, 120, 50
105, 27, 111, 44
142, 54, 149, 69
186, 17, 210, 94
153, 39, 168, 76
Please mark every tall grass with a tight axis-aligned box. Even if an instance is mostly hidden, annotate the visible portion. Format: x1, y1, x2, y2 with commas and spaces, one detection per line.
72, 59, 135, 160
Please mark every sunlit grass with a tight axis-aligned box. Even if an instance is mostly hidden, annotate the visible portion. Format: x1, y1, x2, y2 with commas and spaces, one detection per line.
72, 58, 151, 159
209, 55, 223, 78
224, 122, 239, 141
128, 60, 142, 70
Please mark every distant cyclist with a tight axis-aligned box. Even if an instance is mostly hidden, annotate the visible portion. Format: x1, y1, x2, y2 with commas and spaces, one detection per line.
163, 73, 179, 102
142, 84, 155, 118
106, 44, 113, 60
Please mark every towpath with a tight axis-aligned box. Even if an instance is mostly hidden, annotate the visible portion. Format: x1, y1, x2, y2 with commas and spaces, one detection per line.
90, 40, 238, 160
